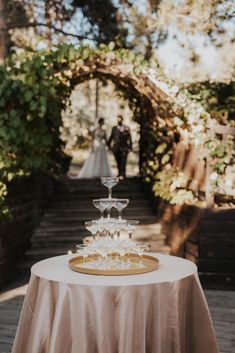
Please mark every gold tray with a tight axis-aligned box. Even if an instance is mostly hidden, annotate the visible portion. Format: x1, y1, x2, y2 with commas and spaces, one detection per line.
68, 253, 160, 276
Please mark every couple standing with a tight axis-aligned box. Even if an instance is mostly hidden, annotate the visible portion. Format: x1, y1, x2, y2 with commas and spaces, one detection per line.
77, 115, 132, 179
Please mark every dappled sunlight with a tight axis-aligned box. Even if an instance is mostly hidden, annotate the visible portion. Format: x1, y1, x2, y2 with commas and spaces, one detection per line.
0, 284, 28, 303
0, 3, 234, 353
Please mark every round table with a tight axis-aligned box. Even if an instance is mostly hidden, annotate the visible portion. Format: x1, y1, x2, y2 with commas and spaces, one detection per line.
12, 254, 218, 353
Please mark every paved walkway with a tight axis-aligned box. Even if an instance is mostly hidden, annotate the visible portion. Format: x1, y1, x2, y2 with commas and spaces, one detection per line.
0, 280, 234, 353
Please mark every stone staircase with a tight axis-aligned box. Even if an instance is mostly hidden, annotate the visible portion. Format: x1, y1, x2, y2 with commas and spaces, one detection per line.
20, 177, 170, 273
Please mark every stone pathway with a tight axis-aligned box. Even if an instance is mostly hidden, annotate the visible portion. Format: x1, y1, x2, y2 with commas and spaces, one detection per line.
0, 281, 234, 353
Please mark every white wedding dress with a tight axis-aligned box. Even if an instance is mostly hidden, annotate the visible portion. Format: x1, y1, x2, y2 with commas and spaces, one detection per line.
77, 127, 112, 178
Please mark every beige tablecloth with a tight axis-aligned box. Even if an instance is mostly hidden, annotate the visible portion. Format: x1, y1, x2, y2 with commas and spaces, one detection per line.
12, 254, 218, 353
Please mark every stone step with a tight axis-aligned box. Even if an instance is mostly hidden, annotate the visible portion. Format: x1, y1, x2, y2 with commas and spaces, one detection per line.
31, 236, 86, 248
43, 209, 153, 218
31, 226, 164, 247
34, 225, 86, 235
58, 183, 143, 191
60, 177, 140, 186
31, 240, 83, 249
52, 193, 146, 201
33, 222, 161, 237
19, 259, 38, 275
55, 181, 144, 191
24, 248, 68, 261
39, 216, 157, 227
50, 199, 150, 209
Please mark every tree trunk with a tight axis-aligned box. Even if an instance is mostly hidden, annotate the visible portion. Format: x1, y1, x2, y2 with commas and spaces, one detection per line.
45, 0, 52, 49
0, 0, 7, 63
95, 79, 99, 121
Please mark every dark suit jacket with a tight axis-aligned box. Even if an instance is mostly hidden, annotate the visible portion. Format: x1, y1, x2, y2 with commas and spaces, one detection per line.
108, 125, 132, 154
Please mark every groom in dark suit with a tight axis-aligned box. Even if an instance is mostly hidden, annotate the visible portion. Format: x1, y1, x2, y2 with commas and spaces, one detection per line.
108, 115, 132, 179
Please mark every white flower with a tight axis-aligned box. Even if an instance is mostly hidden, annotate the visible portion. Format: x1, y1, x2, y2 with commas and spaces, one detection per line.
188, 115, 196, 123
225, 179, 233, 187
194, 138, 201, 146
193, 124, 204, 132
15, 61, 21, 69
171, 85, 179, 94
210, 172, 218, 181
106, 51, 116, 61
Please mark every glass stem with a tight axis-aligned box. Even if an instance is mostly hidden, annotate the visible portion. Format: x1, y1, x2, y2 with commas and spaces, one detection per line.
118, 210, 122, 219
100, 210, 104, 219
108, 188, 112, 199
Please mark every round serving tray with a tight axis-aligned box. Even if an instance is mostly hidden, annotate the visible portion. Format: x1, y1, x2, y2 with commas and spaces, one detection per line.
68, 253, 160, 276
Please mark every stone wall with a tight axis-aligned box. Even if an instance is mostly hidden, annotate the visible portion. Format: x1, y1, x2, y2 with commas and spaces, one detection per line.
0, 174, 55, 289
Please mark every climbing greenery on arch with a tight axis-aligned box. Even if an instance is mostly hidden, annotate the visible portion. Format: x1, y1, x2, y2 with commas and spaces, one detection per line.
0, 43, 147, 215
0, 43, 234, 215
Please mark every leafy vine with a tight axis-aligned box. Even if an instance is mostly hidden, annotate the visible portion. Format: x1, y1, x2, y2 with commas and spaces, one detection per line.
0, 43, 234, 215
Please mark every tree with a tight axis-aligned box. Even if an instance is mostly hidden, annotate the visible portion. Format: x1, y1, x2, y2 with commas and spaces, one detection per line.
0, 0, 8, 62
72, 0, 128, 45
0, 0, 234, 81
6, 0, 128, 51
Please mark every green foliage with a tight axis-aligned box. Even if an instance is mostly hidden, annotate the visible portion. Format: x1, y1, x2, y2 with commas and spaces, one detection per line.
152, 168, 196, 205
206, 136, 235, 183
146, 81, 235, 205
186, 82, 235, 124
0, 43, 147, 215
0, 43, 234, 214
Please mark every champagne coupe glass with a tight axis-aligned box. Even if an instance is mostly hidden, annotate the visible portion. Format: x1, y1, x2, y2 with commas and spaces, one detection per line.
116, 243, 128, 269
99, 198, 117, 219
98, 244, 110, 269
114, 199, 129, 219
103, 220, 116, 238
85, 242, 100, 268
122, 239, 135, 265
101, 177, 119, 199
93, 199, 106, 220
84, 221, 99, 239
91, 219, 113, 238
76, 244, 88, 264
135, 243, 150, 268
113, 219, 127, 239
124, 220, 139, 239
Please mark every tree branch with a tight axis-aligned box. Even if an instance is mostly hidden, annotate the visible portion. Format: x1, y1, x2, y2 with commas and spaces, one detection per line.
8, 22, 96, 42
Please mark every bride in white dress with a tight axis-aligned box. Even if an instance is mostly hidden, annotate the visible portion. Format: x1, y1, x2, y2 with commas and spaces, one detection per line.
77, 118, 112, 178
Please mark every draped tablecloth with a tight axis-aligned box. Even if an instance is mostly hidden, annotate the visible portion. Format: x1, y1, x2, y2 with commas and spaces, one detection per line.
11, 253, 218, 353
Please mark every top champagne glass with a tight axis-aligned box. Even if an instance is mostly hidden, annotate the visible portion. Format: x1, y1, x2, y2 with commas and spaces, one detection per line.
101, 177, 119, 199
